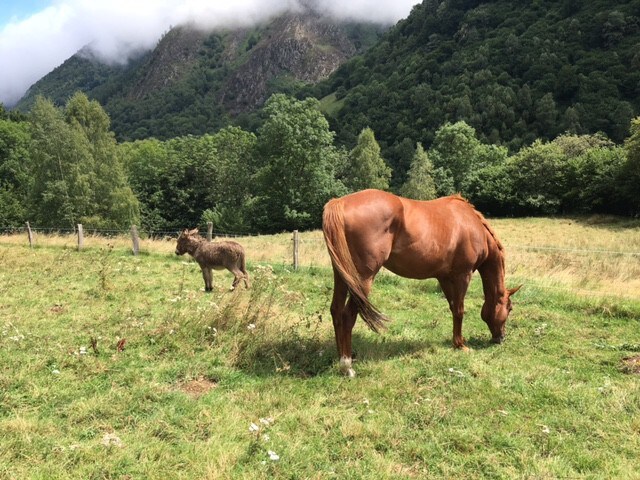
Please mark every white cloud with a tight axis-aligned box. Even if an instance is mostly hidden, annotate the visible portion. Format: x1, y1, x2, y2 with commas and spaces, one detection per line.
0, 0, 420, 107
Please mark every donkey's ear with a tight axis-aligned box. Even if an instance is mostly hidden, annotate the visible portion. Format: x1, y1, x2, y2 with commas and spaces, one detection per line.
508, 285, 523, 296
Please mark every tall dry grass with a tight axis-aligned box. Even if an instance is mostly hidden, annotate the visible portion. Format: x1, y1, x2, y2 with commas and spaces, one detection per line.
2, 216, 639, 299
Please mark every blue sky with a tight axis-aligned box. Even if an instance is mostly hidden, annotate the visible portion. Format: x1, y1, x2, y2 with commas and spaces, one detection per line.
0, 0, 421, 107
0, 0, 52, 27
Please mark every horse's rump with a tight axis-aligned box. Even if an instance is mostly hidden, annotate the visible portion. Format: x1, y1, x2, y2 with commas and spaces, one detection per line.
322, 197, 389, 333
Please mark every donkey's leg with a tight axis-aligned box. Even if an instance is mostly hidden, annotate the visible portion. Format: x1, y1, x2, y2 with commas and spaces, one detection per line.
229, 267, 243, 291
201, 267, 213, 292
438, 273, 472, 350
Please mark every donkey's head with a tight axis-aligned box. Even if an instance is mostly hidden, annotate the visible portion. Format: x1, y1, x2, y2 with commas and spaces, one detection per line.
175, 228, 199, 256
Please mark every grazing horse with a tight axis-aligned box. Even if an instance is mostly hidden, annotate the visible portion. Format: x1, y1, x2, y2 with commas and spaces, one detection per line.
175, 228, 250, 291
322, 189, 520, 377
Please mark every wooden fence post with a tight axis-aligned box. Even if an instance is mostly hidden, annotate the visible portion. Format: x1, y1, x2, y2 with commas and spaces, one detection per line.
131, 225, 140, 256
293, 230, 299, 270
207, 222, 213, 242
77, 224, 84, 251
26, 221, 34, 248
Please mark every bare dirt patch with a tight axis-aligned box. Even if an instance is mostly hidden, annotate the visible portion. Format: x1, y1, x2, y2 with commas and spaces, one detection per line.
177, 377, 218, 397
621, 355, 640, 374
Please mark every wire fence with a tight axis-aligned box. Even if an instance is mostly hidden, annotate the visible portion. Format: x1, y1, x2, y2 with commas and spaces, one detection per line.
2, 224, 638, 255
2, 222, 639, 301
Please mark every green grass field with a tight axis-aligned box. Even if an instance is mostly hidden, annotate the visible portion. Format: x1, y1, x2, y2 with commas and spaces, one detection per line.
1, 219, 639, 479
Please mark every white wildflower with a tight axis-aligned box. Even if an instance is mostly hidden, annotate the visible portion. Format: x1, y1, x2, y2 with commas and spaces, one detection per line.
268, 450, 280, 461
247, 324, 256, 330
52, 369, 60, 375
541, 425, 550, 434
259, 417, 274, 426
249, 422, 260, 433
448, 367, 465, 377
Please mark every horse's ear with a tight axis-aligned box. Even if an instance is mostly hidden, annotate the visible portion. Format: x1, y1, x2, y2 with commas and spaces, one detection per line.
508, 285, 523, 296
191, 228, 199, 235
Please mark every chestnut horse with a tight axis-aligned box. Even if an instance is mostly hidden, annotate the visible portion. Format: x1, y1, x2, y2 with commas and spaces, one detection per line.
322, 189, 520, 377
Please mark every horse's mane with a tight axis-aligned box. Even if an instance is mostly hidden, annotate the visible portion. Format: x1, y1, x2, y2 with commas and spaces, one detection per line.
449, 194, 504, 253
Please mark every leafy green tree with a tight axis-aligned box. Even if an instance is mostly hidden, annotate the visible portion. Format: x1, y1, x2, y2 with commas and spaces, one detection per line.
429, 121, 507, 195
505, 140, 570, 215
119, 138, 170, 230
567, 147, 626, 214
65, 92, 139, 228
464, 163, 513, 215
205, 126, 257, 231
399, 143, 437, 200
0, 119, 31, 225
29, 96, 93, 227
622, 117, 640, 214
29, 94, 139, 229
253, 94, 346, 232
343, 127, 391, 192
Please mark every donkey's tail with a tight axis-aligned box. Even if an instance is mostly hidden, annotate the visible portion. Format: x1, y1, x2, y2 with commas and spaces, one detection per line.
322, 198, 389, 333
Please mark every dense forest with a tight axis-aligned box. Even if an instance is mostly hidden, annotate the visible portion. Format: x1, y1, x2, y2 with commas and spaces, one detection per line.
1, 93, 639, 235
308, 0, 640, 186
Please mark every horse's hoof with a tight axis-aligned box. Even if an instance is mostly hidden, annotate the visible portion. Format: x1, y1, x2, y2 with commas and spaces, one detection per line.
339, 357, 356, 377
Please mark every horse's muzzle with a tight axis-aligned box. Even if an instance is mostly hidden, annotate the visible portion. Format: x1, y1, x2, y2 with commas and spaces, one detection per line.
491, 335, 505, 344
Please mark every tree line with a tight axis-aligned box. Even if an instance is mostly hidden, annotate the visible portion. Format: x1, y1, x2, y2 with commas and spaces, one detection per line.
1, 92, 639, 234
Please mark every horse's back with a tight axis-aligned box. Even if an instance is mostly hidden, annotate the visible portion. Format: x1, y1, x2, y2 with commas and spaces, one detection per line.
330, 190, 497, 279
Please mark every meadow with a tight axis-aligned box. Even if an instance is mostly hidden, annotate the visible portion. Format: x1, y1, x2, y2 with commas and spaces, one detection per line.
1, 216, 639, 479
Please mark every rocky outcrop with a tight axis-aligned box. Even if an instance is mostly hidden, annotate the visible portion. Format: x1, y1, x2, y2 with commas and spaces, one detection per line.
128, 26, 209, 100
220, 12, 358, 113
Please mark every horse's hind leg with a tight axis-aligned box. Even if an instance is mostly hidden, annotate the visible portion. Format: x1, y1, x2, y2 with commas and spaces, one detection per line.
438, 273, 472, 350
330, 270, 357, 377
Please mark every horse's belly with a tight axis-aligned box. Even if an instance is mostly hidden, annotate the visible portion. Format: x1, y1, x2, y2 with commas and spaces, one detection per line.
383, 256, 446, 279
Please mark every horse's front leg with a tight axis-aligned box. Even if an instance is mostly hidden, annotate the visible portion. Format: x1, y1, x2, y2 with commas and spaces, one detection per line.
439, 274, 472, 351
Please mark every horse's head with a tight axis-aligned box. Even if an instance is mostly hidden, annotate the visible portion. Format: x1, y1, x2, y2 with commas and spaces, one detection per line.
482, 285, 522, 343
175, 228, 199, 255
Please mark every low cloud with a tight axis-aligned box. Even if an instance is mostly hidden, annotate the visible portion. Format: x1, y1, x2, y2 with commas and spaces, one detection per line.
0, 0, 420, 107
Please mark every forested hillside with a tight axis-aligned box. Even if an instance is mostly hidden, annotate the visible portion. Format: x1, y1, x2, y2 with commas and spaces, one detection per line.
311, 0, 640, 184
3, 1, 640, 233
15, 12, 385, 141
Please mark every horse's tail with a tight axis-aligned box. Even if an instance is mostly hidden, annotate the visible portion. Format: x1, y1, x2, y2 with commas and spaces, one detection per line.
322, 198, 389, 333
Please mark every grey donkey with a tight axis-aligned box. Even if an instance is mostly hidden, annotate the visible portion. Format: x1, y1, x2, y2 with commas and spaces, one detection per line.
175, 228, 250, 291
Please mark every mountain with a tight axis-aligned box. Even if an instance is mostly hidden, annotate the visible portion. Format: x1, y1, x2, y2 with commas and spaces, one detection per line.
16, 10, 387, 141
314, 0, 640, 181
